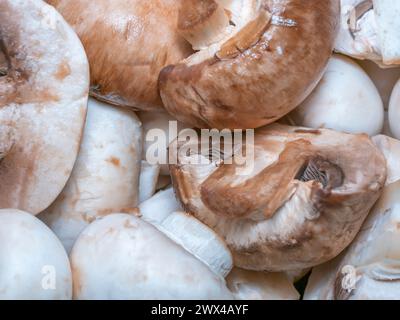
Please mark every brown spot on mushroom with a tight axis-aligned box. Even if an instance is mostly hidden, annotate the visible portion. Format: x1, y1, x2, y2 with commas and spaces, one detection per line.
54, 61, 71, 80
107, 156, 121, 167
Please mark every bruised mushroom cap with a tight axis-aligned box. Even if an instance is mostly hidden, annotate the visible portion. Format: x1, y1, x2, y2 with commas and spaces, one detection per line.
159, 0, 340, 129
289, 54, 384, 136
70, 213, 234, 299
388, 79, 400, 139
39, 99, 142, 253
305, 180, 400, 300
46, 0, 192, 111
169, 124, 387, 271
226, 268, 300, 300
0, 209, 72, 299
0, 0, 89, 214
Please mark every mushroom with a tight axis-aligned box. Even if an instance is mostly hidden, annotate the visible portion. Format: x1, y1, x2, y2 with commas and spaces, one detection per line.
0, 209, 72, 299
46, 0, 192, 111
138, 110, 191, 176
388, 79, 400, 139
304, 180, 400, 300
159, 0, 340, 129
373, 134, 400, 185
335, 0, 400, 67
70, 212, 235, 299
0, 0, 89, 214
169, 124, 387, 271
39, 98, 142, 253
288, 54, 384, 136
226, 268, 300, 300
138, 161, 160, 203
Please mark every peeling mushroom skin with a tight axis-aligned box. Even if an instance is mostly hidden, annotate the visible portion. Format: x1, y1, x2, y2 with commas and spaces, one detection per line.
46, 0, 192, 111
159, 0, 340, 129
0, 0, 89, 214
71, 214, 234, 300
305, 181, 400, 300
169, 124, 387, 271
0, 209, 72, 300
39, 99, 142, 253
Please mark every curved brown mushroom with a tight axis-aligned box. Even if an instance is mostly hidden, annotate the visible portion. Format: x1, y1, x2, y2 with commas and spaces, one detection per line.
159, 0, 340, 129
46, 0, 192, 111
0, 0, 89, 214
169, 124, 387, 271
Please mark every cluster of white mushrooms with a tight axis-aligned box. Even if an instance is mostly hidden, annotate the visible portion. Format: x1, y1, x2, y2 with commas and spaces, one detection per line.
0, 0, 399, 300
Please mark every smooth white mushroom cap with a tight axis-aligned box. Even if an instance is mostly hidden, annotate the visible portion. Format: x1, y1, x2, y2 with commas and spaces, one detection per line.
0, 0, 89, 214
290, 54, 384, 136
388, 79, 400, 139
0, 209, 72, 300
226, 268, 300, 300
305, 181, 400, 300
71, 214, 234, 300
39, 99, 142, 253
138, 161, 160, 204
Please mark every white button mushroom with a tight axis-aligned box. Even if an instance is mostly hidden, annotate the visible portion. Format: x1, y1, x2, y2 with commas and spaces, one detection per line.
336, 0, 400, 67
138, 161, 161, 204
0, 0, 89, 214
304, 180, 400, 300
388, 79, 400, 139
226, 268, 300, 300
39, 99, 142, 253
0, 209, 72, 300
70, 213, 235, 299
289, 54, 384, 136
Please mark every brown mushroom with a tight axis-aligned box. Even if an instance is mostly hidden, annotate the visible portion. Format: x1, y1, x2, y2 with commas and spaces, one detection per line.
0, 0, 89, 214
169, 124, 387, 271
159, 0, 340, 129
46, 0, 192, 111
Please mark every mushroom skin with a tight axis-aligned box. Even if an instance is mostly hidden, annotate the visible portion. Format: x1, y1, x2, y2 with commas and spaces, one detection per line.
169, 124, 387, 271
388, 79, 400, 139
159, 0, 340, 129
39, 99, 142, 253
289, 54, 384, 136
373, 135, 400, 185
0, 0, 89, 214
304, 181, 400, 300
70, 213, 234, 299
0, 209, 72, 300
46, 0, 192, 111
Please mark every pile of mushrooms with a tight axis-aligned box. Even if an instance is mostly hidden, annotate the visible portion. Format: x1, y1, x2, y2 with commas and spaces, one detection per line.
2, 0, 400, 300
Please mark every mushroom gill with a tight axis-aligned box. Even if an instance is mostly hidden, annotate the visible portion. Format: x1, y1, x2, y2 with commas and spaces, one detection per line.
169, 124, 387, 271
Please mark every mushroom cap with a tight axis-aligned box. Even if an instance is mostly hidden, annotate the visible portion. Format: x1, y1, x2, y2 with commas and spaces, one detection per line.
169, 124, 387, 271
159, 0, 340, 129
39, 98, 142, 253
289, 54, 384, 136
70, 213, 234, 299
335, 0, 400, 66
0, 209, 72, 299
388, 79, 400, 139
46, 0, 192, 111
0, 0, 89, 214
138, 161, 161, 203
305, 181, 400, 300
226, 268, 300, 300
373, 134, 400, 185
